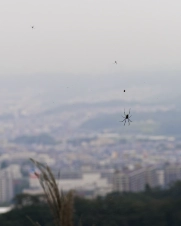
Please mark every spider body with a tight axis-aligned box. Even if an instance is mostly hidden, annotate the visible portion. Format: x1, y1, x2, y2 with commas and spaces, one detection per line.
120, 109, 132, 126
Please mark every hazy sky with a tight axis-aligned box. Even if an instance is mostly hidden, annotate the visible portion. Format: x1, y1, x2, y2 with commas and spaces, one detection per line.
0, 0, 181, 75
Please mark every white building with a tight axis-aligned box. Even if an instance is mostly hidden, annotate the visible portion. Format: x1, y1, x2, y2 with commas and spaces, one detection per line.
25, 172, 112, 198
145, 165, 159, 188
164, 164, 181, 186
129, 168, 146, 192
9, 164, 22, 179
112, 170, 129, 192
0, 168, 14, 203
156, 170, 165, 187
113, 166, 160, 192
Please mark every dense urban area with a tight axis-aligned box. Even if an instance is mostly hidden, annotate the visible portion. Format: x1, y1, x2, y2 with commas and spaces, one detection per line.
1, 0, 181, 225
0, 90, 180, 208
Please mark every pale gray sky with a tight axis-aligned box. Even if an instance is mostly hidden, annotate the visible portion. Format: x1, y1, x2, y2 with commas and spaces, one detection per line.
0, 0, 181, 75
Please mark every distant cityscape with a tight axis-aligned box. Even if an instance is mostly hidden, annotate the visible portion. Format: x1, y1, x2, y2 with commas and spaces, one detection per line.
1, 132, 181, 204
0, 83, 180, 206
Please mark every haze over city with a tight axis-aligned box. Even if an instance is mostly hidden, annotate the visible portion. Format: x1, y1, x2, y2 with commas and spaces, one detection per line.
1, 2, 181, 226
1, 0, 181, 74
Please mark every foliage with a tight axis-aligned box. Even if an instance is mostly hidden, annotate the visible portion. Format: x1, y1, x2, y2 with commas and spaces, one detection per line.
3, 170, 181, 225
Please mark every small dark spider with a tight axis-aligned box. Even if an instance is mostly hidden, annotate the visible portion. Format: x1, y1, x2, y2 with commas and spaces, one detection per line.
120, 109, 132, 126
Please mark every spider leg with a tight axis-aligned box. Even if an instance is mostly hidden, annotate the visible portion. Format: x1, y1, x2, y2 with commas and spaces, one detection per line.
125, 119, 129, 125
120, 119, 126, 125
129, 115, 132, 118
124, 109, 126, 116
129, 108, 131, 115
128, 119, 132, 122
122, 115, 125, 118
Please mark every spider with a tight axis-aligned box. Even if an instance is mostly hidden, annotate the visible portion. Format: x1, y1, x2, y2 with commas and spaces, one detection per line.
120, 109, 132, 126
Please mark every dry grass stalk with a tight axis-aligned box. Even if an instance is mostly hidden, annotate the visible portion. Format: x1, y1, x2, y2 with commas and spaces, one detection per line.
30, 158, 74, 226
26, 215, 41, 226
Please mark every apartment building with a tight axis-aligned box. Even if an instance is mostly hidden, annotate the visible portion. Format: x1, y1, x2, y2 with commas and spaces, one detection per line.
129, 168, 146, 192
25, 171, 112, 198
145, 165, 159, 188
164, 163, 181, 186
113, 166, 159, 192
112, 170, 129, 192
0, 168, 13, 203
